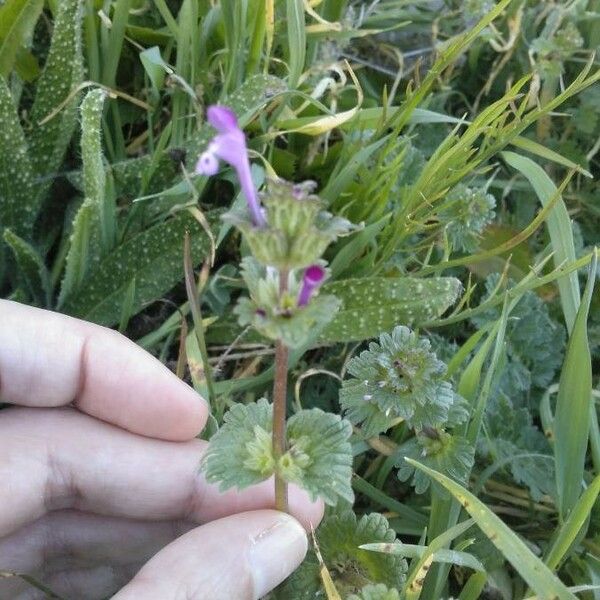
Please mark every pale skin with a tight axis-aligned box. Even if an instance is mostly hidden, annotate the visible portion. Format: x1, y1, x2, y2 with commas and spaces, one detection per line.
0, 300, 323, 600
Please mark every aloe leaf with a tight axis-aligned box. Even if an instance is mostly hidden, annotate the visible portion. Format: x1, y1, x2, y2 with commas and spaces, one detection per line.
62, 210, 220, 326
0, 0, 44, 77
407, 459, 577, 600
28, 0, 84, 203
57, 199, 99, 309
3, 228, 50, 306
58, 89, 111, 308
320, 276, 462, 343
0, 75, 35, 240
554, 254, 596, 519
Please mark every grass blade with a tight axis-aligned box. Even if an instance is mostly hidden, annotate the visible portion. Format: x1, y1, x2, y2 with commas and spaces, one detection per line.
502, 151, 580, 333
554, 252, 597, 519
407, 459, 577, 600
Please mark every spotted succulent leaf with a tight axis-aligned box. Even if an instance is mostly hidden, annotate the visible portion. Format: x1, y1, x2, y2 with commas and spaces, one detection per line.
320, 277, 462, 343
28, 0, 84, 204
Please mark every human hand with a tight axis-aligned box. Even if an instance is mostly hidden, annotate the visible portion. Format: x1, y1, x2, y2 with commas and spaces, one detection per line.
0, 300, 323, 599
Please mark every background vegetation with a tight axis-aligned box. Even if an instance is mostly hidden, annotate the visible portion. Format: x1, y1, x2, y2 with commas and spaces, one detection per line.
0, 0, 599, 598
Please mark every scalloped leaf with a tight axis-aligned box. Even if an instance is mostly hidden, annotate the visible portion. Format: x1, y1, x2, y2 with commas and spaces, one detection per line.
202, 400, 354, 506
286, 409, 353, 505
62, 210, 220, 326
347, 585, 401, 600
202, 399, 274, 490
280, 511, 406, 599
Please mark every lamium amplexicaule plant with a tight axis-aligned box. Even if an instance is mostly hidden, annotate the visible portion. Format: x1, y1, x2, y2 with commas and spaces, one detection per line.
197, 105, 357, 511
194, 106, 476, 598
3, 1, 600, 598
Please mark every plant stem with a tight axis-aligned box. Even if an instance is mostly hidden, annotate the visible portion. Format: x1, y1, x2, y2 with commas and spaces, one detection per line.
272, 269, 289, 512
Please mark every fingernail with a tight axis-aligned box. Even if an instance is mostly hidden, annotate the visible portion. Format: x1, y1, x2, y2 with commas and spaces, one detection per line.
249, 515, 308, 598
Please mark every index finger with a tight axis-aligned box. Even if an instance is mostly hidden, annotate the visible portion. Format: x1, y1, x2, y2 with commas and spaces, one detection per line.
0, 300, 207, 440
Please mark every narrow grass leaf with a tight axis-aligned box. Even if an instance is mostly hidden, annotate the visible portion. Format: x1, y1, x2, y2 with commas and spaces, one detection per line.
407, 459, 577, 600
545, 473, 600, 570
502, 151, 580, 333
0, 0, 44, 77
554, 253, 596, 519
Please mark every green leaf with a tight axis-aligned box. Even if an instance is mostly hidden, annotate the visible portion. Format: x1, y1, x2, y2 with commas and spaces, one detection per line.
545, 473, 600, 571
347, 585, 400, 600
502, 152, 580, 333
80, 88, 115, 251
359, 541, 484, 572
285, 0, 305, 88
340, 326, 466, 436
202, 400, 353, 506
407, 459, 578, 600
320, 277, 462, 343
139, 45, 168, 90
57, 198, 101, 308
202, 399, 275, 490
554, 254, 596, 519
62, 210, 219, 326
0, 0, 44, 77
281, 512, 406, 599
28, 0, 84, 203
58, 89, 111, 308
285, 408, 353, 505
3, 228, 50, 305
0, 75, 36, 239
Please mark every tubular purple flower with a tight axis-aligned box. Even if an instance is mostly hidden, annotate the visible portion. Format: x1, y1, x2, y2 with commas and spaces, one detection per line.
195, 105, 266, 227
297, 265, 326, 307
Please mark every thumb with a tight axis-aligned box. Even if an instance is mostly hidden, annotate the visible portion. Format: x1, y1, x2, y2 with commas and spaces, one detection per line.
112, 510, 308, 600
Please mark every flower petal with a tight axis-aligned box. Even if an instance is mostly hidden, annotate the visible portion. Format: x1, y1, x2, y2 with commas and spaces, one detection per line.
207, 105, 239, 133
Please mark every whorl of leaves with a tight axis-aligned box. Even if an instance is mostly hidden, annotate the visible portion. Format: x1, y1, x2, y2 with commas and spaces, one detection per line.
201, 400, 353, 506
339, 326, 465, 436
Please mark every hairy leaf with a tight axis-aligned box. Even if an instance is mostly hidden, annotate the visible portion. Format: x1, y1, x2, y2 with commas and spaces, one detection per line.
62, 210, 219, 325
28, 0, 84, 203
3, 228, 49, 305
0, 76, 35, 240
280, 512, 406, 599
202, 400, 353, 506
321, 277, 462, 343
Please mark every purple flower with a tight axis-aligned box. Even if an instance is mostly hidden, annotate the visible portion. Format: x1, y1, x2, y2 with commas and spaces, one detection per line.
195, 105, 266, 228
297, 264, 326, 307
